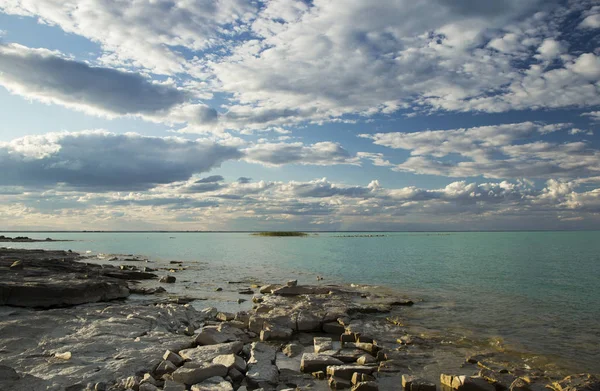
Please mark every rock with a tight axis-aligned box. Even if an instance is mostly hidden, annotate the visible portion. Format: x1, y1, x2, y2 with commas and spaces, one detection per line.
314, 337, 333, 353
300, 353, 344, 373
246, 342, 279, 386
190, 376, 234, 391
286, 280, 298, 287
195, 326, 239, 346
123, 376, 141, 390
212, 354, 246, 372
259, 284, 280, 294
163, 380, 187, 391
215, 288, 223, 292
352, 373, 376, 385
179, 341, 244, 362
271, 285, 330, 296
352, 382, 379, 391
216, 312, 235, 322
155, 360, 178, 378
341, 333, 356, 345
403, 375, 436, 391
326, 365, 376, 380
238, 289, 254, 295
297, 311, 322, 331
550, 374, 600, 391
357, 355, 377, 365
334, 349, 372, 363
201, 307, 218, 318
159, 275, 177, 283
0, 365, 20, 381
228, 368, 245, 382
55, 351, 72, 360
163, 351, 185, 367
329, 375, 352, 389
323, 322, 346, 335
313, 371, 326, 380
479, 369, 516, 390
10, 260, 24, 270
139, 383, 159, 391
441, 375, 496, 391
389, 299, 414, 306
346, 342, 379, 356
282, 343, 303, 358
171, 363, 228, 386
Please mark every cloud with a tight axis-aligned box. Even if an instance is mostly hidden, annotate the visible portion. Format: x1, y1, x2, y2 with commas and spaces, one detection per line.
0, 131, 241, 190
360, 122, 600, 179
243, 141, 361, 166
0, 44, 191, 117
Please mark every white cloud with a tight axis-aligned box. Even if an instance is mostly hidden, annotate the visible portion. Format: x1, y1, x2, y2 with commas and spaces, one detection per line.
579, 6, 600, 29
360, 122, 600, 179
243, 141, 361, 166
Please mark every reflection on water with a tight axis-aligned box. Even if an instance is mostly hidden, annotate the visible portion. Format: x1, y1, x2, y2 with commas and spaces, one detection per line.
3, 231, 599, 373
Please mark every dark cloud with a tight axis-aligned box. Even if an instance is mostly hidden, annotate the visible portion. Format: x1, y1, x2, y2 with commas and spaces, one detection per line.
196, 175, 225, 183
0, 131, 242, 191
0, 44, 191, 116
237, 177, 252, 184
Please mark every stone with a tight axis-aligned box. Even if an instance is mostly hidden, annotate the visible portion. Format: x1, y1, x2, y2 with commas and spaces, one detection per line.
323, 322, 346, 335
195, 327, 238, 346
216, 312, 235, 322
212, 354, 246, 372
341, 333, 356, 345
160, 275, 176, 283
314, 337, 333, 353
190, 376, 234, 391
123, 376, 141, 390
550, 374, 600, 391
300, 353, 344, 373
402, 375, 436, 391
201, 307, 218, 318
155, 360, 178, 378
139, 384, 159, 391
313, 371, 326, 380
163, 351, 185, 367
297, 311, 322, 331
228, 368, 245, 383
140, 373, 160, 387
55, 351, 72, 360
246, 342, 279, 386
171, 363, 228, 386
352, 381, 379, 391
479, 369, 516, 390
357, 355, 377, 365
0, 365, 20, 381
326, 365, 376, 380
259, 284, 280, 294
282, 343, 303, 358
260, 325, 293, 341
179, 342, 244, 363
441, 375, 496, 391
286, 280, 298, 287
347, 342, 379, 356
271, 286, 330, 296
163, 380, 187, 391
329, 376, 352, 389
238, 289, 254, 295
334, 349, 369, 363
352, 373, 376, 385
10, 260, 24, 270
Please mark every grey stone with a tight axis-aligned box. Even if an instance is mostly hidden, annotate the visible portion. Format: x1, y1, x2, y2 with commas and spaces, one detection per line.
323, 322, 346, 335
180, 342, 244, 362
300, 353, 344, 373
352, 381, 379, 391
212, 354, 246, 372
159, 275, 176, 283
297, 311, 322, 331
163, 380, 187, 391
329, 375, 352, 389
326, 365, 376, 380
246, 342, 279, 386
195, 326, 239, 346
313, 337, 333, 353
139, 384, 159, 391
190, 376, 234, 391
163, 351, 185, 367
282, 343, 303, 358
357, 355, 377, 365
155, 360, 177, 378
171, 363, 228, 386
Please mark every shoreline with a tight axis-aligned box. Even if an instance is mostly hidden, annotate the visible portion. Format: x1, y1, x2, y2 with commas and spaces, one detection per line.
1, 247, 598, 391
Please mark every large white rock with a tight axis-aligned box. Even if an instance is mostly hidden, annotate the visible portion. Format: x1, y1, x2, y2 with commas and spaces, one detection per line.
212, 354, 246, 372
179, 342, 243, 363
190, 376, 234, 391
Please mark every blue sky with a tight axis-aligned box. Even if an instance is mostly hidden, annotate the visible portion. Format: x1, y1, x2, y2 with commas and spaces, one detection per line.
0, 0, 599, 231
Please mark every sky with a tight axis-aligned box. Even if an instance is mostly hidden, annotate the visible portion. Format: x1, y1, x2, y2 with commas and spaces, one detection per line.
0, 0, 599, 231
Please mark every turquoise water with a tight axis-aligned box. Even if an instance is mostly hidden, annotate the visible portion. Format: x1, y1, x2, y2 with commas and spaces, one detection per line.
3, 231, 599, 373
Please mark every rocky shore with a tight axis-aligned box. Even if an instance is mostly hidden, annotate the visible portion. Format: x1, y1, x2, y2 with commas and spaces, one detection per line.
0, 248, 598, 391
0, 235, 71, 243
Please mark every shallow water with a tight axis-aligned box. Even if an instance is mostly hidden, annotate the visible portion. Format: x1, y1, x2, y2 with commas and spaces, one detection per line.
3, 231, 599, 373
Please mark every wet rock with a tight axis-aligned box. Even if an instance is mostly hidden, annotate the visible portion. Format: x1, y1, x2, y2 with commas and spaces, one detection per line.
171, 363, 228, 386
228, 367, 245, 382
190, 376, 234, 391
441, 375, 496, 391
346, 342, 379, 356
0, 365, 20, 381
179, 341, 244, 362
352, 381, 379, 391
259, 284, 281, 294
297, 310, 323, 331
212, 354, 246, 372
326, 365, 376, 380
286, 280, 298, 287
356, 355, 377, 365
216, 312, 235, 322
323, 321, 346, 335
389, 299, 414, 306
341, 333, 356, 345
271, 286, 330, 296
550, 374, 600, 391
314, 337, 333, 353
139, 383, 159, 391
260, 325, 293, 341
333, 349, 370, 363
329, 375, 352, 389
282, 343, 303, 358
10, 260, 24, 270
195, 326, 239, 346
238, 288, 254, 295
352, 373, 376, 385
313, 371, 326, 380
479, 369, 516, 390
300, 353, 344, 373
159, 275, 176, 284
402, 375, 436, 391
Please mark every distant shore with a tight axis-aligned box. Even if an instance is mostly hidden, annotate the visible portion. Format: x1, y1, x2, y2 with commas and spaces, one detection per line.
0, 235, 72, 243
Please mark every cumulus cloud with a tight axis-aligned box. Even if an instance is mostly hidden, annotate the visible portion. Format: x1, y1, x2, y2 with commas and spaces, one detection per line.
0, 44, 191, 117
0, 131, 241, 190
243, 142, 361, 166
360, 122, 600, 179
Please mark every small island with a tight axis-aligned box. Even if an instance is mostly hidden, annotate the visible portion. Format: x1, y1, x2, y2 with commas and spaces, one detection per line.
252, 231, 309, 237
0, 235, 70, 243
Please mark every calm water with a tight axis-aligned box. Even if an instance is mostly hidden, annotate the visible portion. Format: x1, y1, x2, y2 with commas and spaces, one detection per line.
3, 231, 599, 373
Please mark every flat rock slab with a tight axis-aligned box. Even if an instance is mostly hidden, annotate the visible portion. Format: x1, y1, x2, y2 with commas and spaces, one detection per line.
180, 342, 244, 363
191, 376, 234, 391
172, 363, 228, 386
301, 353, 344, 373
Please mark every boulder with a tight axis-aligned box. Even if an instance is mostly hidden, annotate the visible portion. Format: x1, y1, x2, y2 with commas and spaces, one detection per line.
352, 382, 379, 391
550, 374, 600, 391
195, 327, 239, 346
357, 355, 377, 365
260, 325, 293, 341
216, 312, 235, 322
179, 342, 244, 363
246, 342, 279, 386
163, 351, 184, 367
212, 354, 246, 372
155, 360, 178, 378
441, 375, 495, 391
352, 373, 376, 385
314, 337, 333, 353
171, 363, 228, 386
190, 376, 234, 391
259, 284, 281, 294
329, 376, 352, 389
323, 322, 346, 335
300, 353, 344, 373
297, 311, 323, 331
282, 343, 303, 358
326, 365, 376, 380
159, 275, 176, 283
271, 286, 330, 296
402, 375, 436, 391
139, 383, 159, 391
286, 280, 298, 287
163, 380, 186, 391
